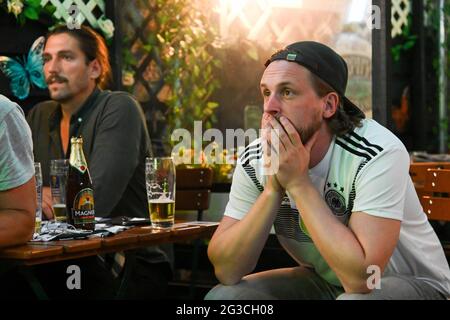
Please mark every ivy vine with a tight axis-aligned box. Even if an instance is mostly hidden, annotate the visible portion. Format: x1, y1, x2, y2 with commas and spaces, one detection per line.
122, 0, 222, 149
391, 16, 417, 62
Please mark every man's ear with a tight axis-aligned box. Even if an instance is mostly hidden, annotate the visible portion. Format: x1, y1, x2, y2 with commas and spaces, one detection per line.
89, 59, 102, 81
323, 92, 339, 119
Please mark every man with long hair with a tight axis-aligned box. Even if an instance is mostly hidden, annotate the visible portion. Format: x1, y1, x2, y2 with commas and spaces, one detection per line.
26, 24, 172, 299
206, 41, 450, 300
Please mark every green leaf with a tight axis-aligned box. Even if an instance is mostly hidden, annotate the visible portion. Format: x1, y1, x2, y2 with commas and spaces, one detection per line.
391, 46, 401, 62
193, 64, 200, 77
146, 34, 157, 45
207, 102, 219, 109
156, 34, 165, 43
18, 14, 25, 25
142, 44, 152, 53
403, 40, 415, 50
26, 0, 41, 8
24, 7, 39, 20
44, 4, 56, 15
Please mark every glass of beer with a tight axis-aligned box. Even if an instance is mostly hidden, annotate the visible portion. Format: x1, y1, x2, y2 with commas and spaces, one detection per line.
145, 157, 176, 229
50, 159, 69, 223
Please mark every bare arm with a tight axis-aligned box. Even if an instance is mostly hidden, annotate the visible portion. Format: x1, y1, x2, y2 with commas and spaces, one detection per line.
208, 186, 283, 285
208, 118, 290, 285
291, 183, 400, 293
0, 177, 36, 248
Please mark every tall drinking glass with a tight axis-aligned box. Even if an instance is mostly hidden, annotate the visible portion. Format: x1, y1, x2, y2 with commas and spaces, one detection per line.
50, 159, 69, 222
145, 157, 176, 229
34, 162, 42, 234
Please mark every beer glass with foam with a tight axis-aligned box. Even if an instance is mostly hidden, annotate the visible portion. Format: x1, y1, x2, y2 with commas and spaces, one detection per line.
145, 157, 176, 229
50, 159, 69, 222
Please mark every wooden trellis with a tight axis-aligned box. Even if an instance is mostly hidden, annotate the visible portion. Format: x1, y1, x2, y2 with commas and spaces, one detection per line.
391, 0, 411, 38
119, 0, 168, 156
217, 0, 350, 48
40, 0, 106, 29
119, 0, 163, 103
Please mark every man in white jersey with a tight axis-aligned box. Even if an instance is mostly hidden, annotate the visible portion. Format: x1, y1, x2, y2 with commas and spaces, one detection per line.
0, 94, 36, 248
206, 41, 450, 300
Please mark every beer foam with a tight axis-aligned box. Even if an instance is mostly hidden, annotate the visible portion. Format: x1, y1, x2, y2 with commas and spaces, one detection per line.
149, 198, 175, 204
53, 203, 66, 208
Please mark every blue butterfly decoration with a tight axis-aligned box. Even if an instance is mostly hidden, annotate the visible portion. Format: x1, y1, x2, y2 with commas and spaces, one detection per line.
0, 36, 47, 100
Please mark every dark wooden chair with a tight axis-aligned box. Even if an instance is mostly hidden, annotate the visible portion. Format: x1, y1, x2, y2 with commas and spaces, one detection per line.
420, 168, 450, 258
173, 167, 214, 298
176, 167, 213, 221
409, 162, 450, 199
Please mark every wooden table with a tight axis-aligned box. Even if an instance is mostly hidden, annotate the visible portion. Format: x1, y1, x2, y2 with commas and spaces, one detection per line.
0, 221, 218, 299
0, 221, 218, 266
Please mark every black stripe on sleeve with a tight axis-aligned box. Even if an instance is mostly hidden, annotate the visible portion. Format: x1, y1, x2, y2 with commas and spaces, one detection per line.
349, 131, 384, 152
335, 139, 372, 161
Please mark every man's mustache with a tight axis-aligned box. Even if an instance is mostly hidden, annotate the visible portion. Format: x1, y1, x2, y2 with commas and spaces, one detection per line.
46, 75, 68, 84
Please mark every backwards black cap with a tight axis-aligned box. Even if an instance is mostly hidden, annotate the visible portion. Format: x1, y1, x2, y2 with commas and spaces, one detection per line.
265, 41, 365, 119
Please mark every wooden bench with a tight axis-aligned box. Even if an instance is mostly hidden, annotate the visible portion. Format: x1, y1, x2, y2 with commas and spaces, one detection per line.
419, 168, 450, 258
171, 167, 214, 298
176, 168, 213, 221
409, 162, 450, 198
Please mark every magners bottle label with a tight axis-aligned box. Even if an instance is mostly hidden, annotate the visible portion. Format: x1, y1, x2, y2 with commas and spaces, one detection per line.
72, 187, 95, 225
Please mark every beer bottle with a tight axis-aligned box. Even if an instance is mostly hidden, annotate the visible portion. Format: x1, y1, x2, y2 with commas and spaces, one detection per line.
66, 137, 96, 230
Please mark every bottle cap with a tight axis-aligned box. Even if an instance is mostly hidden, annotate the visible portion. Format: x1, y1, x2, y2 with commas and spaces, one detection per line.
70, 137, 83, 144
